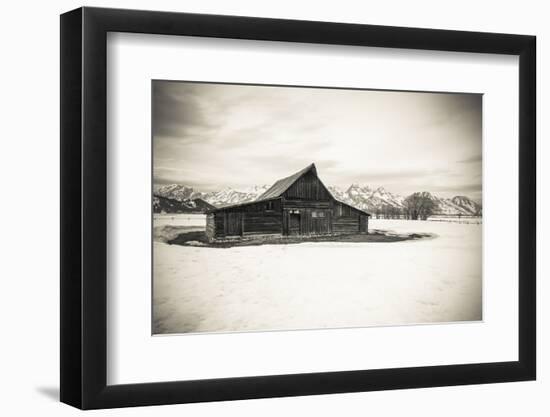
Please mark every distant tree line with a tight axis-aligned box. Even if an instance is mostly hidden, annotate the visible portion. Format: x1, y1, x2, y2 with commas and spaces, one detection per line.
374, 204, 403, 219
373, 192, 436, 220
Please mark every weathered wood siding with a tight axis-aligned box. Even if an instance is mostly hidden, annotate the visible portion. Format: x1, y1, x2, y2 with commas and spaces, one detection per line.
333, 216, 360, 233
331, 201, 364, 233
283, 171, 332, 201
360, 215, 369, 233
211, 212, 226, 237
243, 212, 283, 235
211, 198, 283, 238
282, 208, 332, 235
215, 214, 225, 235
225, 212, 243, 236
306, 209, 331, 234
334, 201, 355, 217
205, 214, 216, 240
283, 199, 331, 209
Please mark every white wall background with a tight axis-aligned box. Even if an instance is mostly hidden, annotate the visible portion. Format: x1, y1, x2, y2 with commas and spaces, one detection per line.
0, 0, 545, 415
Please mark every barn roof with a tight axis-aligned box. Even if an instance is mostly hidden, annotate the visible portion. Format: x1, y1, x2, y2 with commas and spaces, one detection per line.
208, 196, 280, 212
256, 163, 318, 202
211, 163, 371, 216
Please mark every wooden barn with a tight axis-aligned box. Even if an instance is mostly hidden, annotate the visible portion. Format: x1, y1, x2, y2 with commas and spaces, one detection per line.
206, 163, 370, 240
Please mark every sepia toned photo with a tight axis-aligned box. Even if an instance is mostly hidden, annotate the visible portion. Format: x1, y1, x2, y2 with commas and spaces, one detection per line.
152, 81, 482, 335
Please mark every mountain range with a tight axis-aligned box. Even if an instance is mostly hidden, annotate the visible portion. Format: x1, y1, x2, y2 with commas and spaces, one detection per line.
152, 195, 216, 214
153, 183, 481, 216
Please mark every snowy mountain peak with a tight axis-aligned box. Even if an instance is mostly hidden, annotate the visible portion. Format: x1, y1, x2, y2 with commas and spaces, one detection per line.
155, 183, 481, 216
450, 196, 482, 215
346, 183, 372, 194
155, 184, 198, 202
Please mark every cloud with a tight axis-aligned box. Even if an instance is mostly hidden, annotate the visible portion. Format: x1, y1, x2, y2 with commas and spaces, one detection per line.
152, 81, 219, 138
152, 81, 482, 199
426, 182, 482, 193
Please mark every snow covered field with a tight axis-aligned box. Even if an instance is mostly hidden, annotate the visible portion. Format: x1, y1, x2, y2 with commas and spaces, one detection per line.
428, 215, 482, 225
153, 213, 206, 243
153, 218, 482, 334
153, 213, 206, 227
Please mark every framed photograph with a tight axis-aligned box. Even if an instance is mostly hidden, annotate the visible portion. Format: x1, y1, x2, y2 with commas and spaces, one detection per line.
60, 7, 536, 409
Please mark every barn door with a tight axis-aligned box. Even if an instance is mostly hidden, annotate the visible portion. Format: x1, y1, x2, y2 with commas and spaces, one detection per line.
226, 213, 243, 236
289, 213, 301, 235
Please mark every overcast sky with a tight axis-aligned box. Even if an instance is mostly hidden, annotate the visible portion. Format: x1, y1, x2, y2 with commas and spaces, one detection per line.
153, 81, 482, 201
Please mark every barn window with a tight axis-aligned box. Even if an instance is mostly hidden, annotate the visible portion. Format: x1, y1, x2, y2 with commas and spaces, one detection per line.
266, 201, 274, 211
312, 211, 325, 218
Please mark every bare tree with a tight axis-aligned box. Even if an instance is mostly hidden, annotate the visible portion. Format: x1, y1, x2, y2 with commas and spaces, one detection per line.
404, 192, 435, 220
382, 204, 391, 219
397, 207, 405, 219
391, 206, 400, 219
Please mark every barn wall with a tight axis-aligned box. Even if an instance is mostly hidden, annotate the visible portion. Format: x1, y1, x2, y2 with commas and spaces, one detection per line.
334, 202, 352, 217
210, 199, 283, 238
281, 199, 369, 236
225, 212, 243, 236
334, 201, 367, 217
282, 208, 332, 235
243, 212, 283, 235
283, 171, 331, 201
302, 209, 331, 234
209, 190, 369, 239
283, 200, 331, 209
360, 215, 369, 233
332, 216, 360, 233
205, 214, 216, 240
214, 212, 225, 237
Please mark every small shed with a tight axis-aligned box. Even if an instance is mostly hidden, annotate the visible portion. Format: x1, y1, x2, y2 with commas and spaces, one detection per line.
206, 163, 370, 240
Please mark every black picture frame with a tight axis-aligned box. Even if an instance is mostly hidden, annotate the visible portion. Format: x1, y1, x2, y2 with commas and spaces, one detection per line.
60, 6, 536, 410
